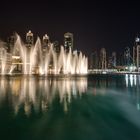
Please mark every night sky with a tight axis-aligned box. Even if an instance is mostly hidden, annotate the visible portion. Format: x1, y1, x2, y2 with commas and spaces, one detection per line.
0, 0, 140, 56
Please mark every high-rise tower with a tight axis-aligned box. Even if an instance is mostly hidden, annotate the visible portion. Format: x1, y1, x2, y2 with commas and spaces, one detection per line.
64, 32, 73, 52
89, 51, 98, 69
99, 48, 107, 69
26, 30, 34, 48
133, 36, 140, 71
42, 34, 50, 47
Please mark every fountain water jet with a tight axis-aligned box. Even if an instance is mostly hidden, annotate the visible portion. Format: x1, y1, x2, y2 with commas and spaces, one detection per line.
0, 34, 88, 75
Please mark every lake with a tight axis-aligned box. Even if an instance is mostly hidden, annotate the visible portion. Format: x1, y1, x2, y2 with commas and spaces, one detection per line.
0, 74, 140, 140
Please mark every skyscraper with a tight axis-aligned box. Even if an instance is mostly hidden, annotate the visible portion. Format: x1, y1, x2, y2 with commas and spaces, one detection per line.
0, 41, 12, 73
89, 51, 98, 69
111, 52, 116, 67
108, 52, 116, 68
26, 30, 34, 48
42, 34, 50, 47
42, 34, 51, 53
133, 36, 140, 71
64, 32, 73, 52
99, 48, 107, 69
124, 47, 132, 66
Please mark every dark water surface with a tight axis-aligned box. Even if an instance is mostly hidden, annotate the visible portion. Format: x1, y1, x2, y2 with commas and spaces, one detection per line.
0, 74, 140, 140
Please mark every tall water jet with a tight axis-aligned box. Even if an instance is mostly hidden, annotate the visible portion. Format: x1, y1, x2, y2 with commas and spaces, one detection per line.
13, 35, 26, 74
0, 33, 88, 75
30, 37, 42, 74
1, 48, 7, 75
0, 41, 11, 75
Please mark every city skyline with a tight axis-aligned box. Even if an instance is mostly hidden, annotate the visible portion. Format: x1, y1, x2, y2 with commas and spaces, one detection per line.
0, 1, 140, 56
1, 30, 140, 72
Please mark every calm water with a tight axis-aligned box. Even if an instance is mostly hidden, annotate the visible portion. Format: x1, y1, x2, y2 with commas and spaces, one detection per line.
0, 74, 140, 140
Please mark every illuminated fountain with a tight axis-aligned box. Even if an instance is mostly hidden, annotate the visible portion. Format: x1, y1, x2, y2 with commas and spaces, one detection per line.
13, 35, 42, 74
0, 42, 9, 75
1, 49, 7, 75
0, 34, 88, 75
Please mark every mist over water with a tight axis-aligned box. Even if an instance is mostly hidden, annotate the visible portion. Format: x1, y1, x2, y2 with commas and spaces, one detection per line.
0, 74, 140, 140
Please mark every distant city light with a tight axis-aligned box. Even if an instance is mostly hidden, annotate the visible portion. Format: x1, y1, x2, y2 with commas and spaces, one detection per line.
135, 37, 140, 42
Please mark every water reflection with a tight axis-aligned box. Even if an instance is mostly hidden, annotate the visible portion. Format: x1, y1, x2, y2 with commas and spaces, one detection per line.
1, 75, 140, 140
0, 74, 140, 116
125, 74, 140, 87
0, 76, 87, 115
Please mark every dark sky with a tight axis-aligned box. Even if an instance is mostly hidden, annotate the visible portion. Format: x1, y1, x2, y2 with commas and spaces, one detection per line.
0, 0, 140, 56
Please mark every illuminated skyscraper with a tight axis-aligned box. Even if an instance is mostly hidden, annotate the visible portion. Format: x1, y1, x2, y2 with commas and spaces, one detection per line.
26, 30, 34, 48
108, 52, 116, 68
124, 47, 132, 66
64, 32, 73, 52
0, 41, 12, 73
42, 34, 50, 47
133, 36, 140, 71
112, 52, 116, 67
42, 34, 51, 53
99, 48, 107, 69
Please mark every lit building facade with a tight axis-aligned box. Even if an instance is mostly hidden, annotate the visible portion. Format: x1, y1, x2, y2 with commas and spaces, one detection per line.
112, 52, 116, 67
133, 36, 140, 71
64, 32, 73, 52
99, 48, 107, 69
108, 52, 116, 69
0, 43, 12, 73
42, 34, 50, 47
26, 30, 34, 48
42, 34, 51, 52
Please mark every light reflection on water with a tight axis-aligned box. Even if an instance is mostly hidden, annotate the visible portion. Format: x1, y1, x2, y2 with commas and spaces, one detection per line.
0, 75, 140, 115
125, 74, 139, 87
0, 75, 140, 140
0, 76, 87, 115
